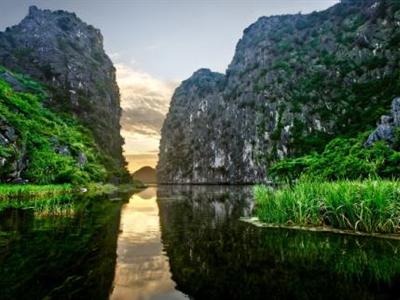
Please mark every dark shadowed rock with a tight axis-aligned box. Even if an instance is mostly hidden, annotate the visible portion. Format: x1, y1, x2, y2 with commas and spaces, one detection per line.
392, 97, 400, 127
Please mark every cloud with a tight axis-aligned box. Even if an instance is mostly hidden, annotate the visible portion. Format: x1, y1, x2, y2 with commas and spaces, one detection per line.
121, 107, 165, 136
116, 63, 179, 154
116, 63, 177, 111
122, 130, 161, 155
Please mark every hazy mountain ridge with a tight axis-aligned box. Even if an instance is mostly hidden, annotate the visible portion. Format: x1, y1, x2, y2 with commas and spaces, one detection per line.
0, 6, 127, 180
158, 0, 400, 183
132, 166, 157, 183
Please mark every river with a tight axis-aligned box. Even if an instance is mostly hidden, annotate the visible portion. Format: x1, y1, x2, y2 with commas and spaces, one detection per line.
0, 185, 400, 299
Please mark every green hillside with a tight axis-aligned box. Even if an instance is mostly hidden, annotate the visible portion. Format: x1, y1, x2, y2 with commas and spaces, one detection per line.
0, 66, 109, 184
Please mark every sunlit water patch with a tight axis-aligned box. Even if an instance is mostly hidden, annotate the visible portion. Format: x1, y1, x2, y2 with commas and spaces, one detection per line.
110, 187, 187, 299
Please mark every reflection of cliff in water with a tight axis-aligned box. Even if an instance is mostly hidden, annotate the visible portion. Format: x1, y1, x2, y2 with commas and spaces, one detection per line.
157, 185, 254, 225
0, 192, 132, 300
157, 185, 400, 300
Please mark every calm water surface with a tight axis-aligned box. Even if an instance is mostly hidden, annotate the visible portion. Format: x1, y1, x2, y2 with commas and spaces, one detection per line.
0, 186, 400, 299
110, 187, 187, 300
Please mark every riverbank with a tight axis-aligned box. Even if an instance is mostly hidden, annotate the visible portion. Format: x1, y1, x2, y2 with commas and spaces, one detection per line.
0, 184, 73, 200
254, 179, 400, 234
0, 181, 145, 200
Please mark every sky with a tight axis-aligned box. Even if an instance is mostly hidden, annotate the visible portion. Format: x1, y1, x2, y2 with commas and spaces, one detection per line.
0, 0, 339, 172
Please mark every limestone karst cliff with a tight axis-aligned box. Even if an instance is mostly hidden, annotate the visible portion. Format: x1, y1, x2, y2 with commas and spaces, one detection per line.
158, 0, 400, 184
0, 6, 126, 178
0, 6, 129, 183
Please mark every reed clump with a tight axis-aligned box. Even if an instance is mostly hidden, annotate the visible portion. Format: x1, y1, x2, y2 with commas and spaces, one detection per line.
0, 184, 72, 200
254, 179, 400, 234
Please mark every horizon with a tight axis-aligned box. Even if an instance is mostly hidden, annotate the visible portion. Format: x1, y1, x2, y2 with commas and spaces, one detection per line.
0, 0, 339, 172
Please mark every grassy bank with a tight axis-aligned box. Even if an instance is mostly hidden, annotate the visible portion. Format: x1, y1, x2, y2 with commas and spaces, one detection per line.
83, 181, 146, 196
254, 179, 400, 234
0, 181, 145, 201
0, 184, 73, 200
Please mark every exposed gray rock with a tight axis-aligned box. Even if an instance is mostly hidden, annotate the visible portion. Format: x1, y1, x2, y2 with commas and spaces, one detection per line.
0, 118, 27, 182
3, 126, 17, 142
0, 134, 7, 146
0, 6, 126, 172
55, 145, 71, 156
77, 152, 87, 168
392, 97, 400, 127
365, 98, 400, 147
0, 70, 25, 92
50, 138, 89, 168
158, 69, 265, 184
10, 178, 29, 184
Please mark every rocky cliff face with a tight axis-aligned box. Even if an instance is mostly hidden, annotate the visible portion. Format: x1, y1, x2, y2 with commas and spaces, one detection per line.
365, 97, 400, 147
158, 0, 400, 183
0, 116, 25, 182
0, 6, 125, 171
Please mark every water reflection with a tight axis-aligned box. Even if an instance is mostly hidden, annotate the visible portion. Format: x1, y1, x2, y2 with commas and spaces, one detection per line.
110, 187, 187, 300
1, 186, 400, 299
157, 185, 400, 300
0, 193, 132, 300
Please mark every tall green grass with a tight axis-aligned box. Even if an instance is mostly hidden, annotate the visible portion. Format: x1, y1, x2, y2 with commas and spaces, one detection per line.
0, 184, 72, 200
254, 179, 400, 234
0, 194, 75, 215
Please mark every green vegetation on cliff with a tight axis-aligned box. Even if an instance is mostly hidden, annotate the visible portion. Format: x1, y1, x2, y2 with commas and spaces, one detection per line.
0, 67, 111, 184
251, 0, 400, 159
269, 133, 400, 182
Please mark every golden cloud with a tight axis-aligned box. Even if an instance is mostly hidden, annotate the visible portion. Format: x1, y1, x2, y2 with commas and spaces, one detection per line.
116, 64, 179, 155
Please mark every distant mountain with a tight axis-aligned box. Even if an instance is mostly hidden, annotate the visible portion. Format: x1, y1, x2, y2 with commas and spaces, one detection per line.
158, 0, 400, 184
132, 166, 157, 183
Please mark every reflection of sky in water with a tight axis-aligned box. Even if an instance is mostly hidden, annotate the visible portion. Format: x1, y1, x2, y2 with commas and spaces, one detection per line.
110, 187, 188, 300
